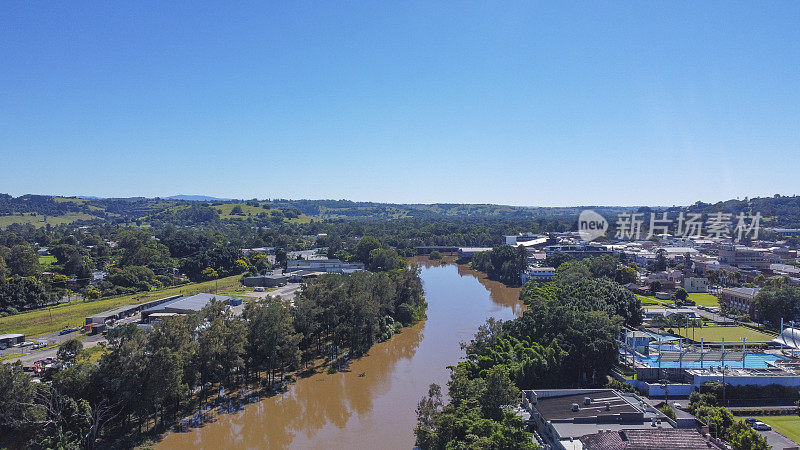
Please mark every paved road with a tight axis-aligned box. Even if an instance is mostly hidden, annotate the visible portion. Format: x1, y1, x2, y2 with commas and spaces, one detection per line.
1, 312, 144, 365
757, 428, 799, 449
8, 334, 107, 366
691, 306, 734, 323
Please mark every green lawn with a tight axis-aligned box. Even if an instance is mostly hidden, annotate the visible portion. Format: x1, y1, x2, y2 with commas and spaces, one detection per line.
638, 295, 670, 308
38, 255, 57, 268
688, 292, 719, 307
0, 212, 99, 229
0, 275, 242, 337
674, 325, 775, 343
753, 416, 800, 444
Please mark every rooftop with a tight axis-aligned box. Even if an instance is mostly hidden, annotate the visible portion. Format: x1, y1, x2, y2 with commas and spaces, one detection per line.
142, 293, 233, 315
531, 390, 642, 421
581, 429, 723, 450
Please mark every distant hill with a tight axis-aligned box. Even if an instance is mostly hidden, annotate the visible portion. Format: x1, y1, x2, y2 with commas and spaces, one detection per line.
165, 195, 232, 201
1, 193, 799, 229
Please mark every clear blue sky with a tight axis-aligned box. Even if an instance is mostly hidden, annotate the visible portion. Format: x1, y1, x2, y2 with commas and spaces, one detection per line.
2, 2, 799, 206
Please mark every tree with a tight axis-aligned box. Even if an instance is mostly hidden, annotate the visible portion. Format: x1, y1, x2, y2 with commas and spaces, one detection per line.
6, 244, 40, 277
57, 338, 84, 365
0, 361, 37, 430
649, 280, 662, 295
353, 236, 381, 264
244, 300, 301, 385
554, 261, 591, 285
651, 248, 668, 272
479, 365, 519, 420
544, 252, 573, 270
753, 284, 800, 325
275, 248, 288, 268
614, 266, 638, 285
367, 247, 404, 271
196, 299, 247, 391
673, 287, 688, 303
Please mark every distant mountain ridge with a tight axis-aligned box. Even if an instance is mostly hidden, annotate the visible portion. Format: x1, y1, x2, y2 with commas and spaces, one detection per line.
166, 195, 233, 201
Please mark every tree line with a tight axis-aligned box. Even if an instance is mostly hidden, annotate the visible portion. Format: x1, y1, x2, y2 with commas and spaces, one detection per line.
0, 266, 425, 449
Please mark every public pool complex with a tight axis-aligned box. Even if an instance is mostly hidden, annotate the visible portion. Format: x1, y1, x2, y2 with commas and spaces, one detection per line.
618, 328, 800, 396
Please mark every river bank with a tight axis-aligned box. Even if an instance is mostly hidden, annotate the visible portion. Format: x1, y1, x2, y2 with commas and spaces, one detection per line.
156, 262, 524, 449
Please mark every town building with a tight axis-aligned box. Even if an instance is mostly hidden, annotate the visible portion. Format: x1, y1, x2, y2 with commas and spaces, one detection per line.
580, 428, 724, 449
719, 245, 771, 270
544, 244, 612, 261
720, 287, 760, 316
683, 277, 709, 293
521, 267, 556, 283
521, 389, 686, 450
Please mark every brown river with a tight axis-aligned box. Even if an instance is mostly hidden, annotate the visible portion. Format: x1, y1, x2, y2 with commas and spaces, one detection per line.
158, 262, 523, 449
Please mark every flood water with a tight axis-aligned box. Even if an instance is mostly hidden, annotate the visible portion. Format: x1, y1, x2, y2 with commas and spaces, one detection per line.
158, 262, 523, 449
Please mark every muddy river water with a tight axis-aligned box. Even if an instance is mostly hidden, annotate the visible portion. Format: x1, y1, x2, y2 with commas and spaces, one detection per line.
158, 262, 523, 449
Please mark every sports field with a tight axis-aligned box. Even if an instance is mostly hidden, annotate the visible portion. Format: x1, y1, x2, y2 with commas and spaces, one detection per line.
674, 325, 775, 343
687, 292, 719, 307
0, 275, 242, 337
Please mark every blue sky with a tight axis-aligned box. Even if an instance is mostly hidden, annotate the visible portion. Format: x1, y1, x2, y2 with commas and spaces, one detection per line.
2, 2, 799, 206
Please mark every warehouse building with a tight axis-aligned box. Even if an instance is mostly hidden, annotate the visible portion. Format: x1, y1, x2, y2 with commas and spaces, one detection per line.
85, 295, 182, 325
141, 293, 234, 323
0, 333, 25, 350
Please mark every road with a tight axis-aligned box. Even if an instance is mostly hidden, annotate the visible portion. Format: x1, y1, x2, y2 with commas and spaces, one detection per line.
756, 428, 799, 450
0, 311, 145, 365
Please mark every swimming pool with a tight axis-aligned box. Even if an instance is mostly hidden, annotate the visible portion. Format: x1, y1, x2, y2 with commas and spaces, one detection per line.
637, 353, 788, 369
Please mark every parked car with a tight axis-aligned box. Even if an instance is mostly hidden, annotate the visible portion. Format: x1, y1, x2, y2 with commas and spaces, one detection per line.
254, 287, 265, 292
32, 342, 47, 350
59, 328, 73, 335
753, 421, 772, 431
745, 418, 757, 426
19, 341, 34, 348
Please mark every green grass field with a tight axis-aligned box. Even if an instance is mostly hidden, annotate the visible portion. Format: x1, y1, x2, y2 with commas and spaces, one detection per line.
38, 255, 57, 268
688, 292, 719, 307
753, 416, 800, 444
637, 295, 670, 308
0, 275, 242, 337
0, 212, 99, 229
674, 325, 775, 343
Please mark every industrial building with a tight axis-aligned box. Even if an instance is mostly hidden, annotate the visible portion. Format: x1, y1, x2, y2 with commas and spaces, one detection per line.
456, 247, 493, 260
0, 333, 25, 350
286, 258, 364, 273
141, 293, 234, 322
85, 295, 182, 325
